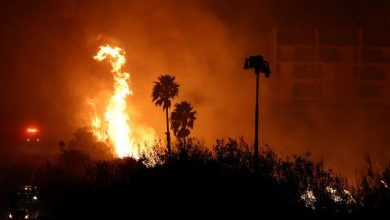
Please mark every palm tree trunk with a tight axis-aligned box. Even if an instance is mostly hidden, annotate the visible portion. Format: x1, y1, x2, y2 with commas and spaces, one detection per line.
254, 72, 259, 168
165, 107, 171, 154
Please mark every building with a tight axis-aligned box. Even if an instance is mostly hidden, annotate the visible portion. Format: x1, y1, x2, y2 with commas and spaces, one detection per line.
261, 28, 390, 169
269, 28, 390, 109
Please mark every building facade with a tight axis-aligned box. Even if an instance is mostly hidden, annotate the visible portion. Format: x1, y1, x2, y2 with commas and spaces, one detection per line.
270, 28, 390, 109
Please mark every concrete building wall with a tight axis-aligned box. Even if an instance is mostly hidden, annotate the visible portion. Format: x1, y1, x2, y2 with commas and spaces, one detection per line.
269, 28, 390, 109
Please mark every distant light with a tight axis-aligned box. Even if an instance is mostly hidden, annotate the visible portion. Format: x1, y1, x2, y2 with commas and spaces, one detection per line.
36, 138, 40, 142
381, 180, 388, 188
33, 196, 37, 200
24, 214, 29, 219
8, 213, 12, 219
27, 128, 38, 133
27, 139, 30, 142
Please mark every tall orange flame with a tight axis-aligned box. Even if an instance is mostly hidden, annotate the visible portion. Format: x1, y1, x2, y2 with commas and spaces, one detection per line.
92, 45, 136, 158
87, 97, 107, 142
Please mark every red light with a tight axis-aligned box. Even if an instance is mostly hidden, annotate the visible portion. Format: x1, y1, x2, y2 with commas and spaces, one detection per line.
26, 128, 39, 134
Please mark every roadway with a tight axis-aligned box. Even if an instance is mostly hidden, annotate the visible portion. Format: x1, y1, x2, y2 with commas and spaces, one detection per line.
0, 140, 57, 219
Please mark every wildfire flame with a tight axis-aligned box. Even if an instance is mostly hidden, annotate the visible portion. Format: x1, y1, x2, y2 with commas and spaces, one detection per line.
91, 45, 136, 158
87, 98, 107, 142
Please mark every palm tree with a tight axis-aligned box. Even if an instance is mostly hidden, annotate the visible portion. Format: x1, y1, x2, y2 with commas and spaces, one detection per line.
152, 74, 179, 154
170, 101, 196, 146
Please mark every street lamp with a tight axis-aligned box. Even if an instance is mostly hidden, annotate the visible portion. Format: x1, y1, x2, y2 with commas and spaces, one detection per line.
244, 55, 270, 167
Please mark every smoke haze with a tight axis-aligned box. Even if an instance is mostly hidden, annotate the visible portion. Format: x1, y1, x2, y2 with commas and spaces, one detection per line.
1, 0, 390, 178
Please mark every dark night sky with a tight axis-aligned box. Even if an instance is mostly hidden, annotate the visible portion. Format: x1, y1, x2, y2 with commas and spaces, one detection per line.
1, 0, 390, 176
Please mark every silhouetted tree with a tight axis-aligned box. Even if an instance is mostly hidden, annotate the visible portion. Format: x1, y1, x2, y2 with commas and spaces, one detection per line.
152, 74, 179, 154
51, 136, 373, 218
170, 101, 196, 146
67, 127, 112, 160
357, 155, 390, 216
59, 149, 91, 178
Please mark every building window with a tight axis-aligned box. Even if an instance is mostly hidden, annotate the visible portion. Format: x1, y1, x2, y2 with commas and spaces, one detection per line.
293, 65, 322, 79
277, 46, 293, 60
294, 47, 316, 61
357, 84, 384, 99
292, 82, 322, 98
362, 48, 387, 62
319, 48, 340, 62
355, 66, 386, 80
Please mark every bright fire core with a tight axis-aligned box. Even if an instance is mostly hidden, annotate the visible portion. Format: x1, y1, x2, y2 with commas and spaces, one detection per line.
91, 45, 136, 158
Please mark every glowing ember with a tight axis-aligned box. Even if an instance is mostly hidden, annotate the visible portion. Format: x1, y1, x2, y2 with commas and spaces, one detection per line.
326, 186, 342, 203
381, 179, 388, 188
300, 188, 316, 210
343, 189, 356, 204
92, 45, 135, 158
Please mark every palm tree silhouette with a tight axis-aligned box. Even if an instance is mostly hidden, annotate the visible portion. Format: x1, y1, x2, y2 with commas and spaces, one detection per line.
170, 101, 196, 146
152, 74, 179, 154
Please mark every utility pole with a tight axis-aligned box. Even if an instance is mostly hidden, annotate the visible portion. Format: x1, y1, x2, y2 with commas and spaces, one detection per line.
244, 55, 270, 167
